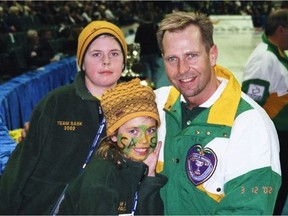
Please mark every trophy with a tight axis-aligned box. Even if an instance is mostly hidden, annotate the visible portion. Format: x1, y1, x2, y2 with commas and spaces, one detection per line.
121, 43, 154, 87
121, 43, 142, 78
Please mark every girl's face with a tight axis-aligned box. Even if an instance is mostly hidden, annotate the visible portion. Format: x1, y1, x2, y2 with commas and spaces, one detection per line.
82, 35, 125, 97
112, 117, 157, 162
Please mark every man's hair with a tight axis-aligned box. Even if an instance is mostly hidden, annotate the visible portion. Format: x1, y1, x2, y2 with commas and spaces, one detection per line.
265, 9, 288, 36
156, 11, 214, 53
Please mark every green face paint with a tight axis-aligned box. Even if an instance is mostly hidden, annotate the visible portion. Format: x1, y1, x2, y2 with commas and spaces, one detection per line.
117, 124, 157, 161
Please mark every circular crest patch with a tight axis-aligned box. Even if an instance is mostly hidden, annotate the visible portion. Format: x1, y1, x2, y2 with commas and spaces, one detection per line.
185, 144, 217, 186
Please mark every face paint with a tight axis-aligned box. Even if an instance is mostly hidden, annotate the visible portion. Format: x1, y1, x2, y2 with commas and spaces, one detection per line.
116, 117, 158, 161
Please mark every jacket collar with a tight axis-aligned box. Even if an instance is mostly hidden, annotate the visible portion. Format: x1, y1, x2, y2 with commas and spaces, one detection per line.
164, 65, 241, 127
262, 33, 288, 70
75, 71, 99, 101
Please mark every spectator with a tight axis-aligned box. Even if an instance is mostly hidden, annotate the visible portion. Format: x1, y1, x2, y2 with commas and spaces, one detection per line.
80, 3, 93, 25
0, 6, 15, 33
242, 9, 288, 215
135, 11, 168, 88
98, 3, 118, 24
5, 5, 21, 32
35, 1, 58, 25
245, 1, 275, 30
24, 29, 59, 70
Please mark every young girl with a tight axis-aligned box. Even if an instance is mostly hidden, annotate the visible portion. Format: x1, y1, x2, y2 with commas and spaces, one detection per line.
58, 78, 167, 215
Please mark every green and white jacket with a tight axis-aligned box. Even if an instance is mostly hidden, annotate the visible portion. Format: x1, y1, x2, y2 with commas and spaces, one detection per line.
242, 34, 288, 131
155, 65, 281, 215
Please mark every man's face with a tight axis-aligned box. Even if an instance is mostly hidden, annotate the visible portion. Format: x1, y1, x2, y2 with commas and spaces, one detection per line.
162, 25, 218, 106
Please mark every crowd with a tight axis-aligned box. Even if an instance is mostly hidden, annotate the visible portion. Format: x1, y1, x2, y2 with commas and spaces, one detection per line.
0, 0, 286, 82
0, 1, 287, 215
0, 1, 284, 35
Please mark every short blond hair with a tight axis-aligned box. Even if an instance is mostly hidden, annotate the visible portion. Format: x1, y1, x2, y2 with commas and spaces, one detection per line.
157, 11, 214, 54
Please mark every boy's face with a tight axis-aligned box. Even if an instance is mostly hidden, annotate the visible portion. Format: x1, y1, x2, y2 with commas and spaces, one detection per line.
82, 35, 124, 97
112, 116, 157, 162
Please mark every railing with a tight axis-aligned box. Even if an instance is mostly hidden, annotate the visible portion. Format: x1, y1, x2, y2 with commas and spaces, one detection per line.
0, 56, 77, 130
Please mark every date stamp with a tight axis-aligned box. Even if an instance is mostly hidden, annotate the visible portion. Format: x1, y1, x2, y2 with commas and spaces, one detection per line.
241, 186, 273, 195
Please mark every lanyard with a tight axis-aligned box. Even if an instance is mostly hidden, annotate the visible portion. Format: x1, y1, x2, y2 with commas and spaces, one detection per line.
131, 182, 140, 215
80, 117, 106, 172
130, 166, 147, 216
119, 180, 141, 216
120, 164, 147, 216
51, 116, 106, 215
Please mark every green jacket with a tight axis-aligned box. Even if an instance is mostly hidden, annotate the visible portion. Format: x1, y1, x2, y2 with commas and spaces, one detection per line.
0, 71, 105, 214
58, 153, 168, 215
155, 65, 281, 215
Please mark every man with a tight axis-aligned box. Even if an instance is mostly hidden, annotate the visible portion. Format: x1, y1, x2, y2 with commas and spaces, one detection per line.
155, 11, 281, 215
242, 9, 288, 215
135, 11, 168, 88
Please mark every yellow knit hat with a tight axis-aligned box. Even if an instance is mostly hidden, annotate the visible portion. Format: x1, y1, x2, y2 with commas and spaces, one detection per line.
76, 20, 127, 70
101, 78, 160, 136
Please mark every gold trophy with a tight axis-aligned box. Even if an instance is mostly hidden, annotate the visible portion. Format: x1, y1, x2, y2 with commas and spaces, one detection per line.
121, 43, 154, 88
122, 43, 141, 78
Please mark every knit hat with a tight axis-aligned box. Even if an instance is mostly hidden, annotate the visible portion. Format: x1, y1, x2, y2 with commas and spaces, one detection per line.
101, 78, 160, 136
77, 20, 127, 70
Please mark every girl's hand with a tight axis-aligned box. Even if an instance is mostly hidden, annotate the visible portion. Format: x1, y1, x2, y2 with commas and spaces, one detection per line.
143, 141, 162, 177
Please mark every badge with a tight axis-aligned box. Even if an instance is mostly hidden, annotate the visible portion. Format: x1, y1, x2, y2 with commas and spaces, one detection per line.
186, 144, 217, 185
247, 83, 265, 102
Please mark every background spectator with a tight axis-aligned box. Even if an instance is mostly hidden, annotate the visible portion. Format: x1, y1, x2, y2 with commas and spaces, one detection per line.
242, 9, 288, 215
24, 29, 59, 70
134, 11, 167, 88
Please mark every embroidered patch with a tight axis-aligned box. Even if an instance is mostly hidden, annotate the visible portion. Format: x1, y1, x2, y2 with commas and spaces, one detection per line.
186, 144, 217, 185
247, 84, 265, 102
